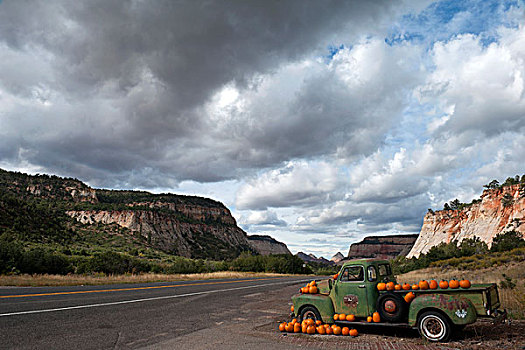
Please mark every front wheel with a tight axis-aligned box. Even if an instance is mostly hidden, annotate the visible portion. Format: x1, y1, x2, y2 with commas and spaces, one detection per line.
417, 311, 452, 342
299, 306, 321, 323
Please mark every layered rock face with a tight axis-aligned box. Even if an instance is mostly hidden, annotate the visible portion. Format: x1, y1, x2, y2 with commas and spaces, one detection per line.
408, 184, 525, 258
330, 252, 344, 264
347, 234, 419, 260
246, 235, 291, 255
296, 252, 334, 265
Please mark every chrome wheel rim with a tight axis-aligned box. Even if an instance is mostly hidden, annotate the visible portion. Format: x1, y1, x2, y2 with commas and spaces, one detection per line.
421, 315, 445, 341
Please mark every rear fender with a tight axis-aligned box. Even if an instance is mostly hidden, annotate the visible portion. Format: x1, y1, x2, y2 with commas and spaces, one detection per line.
408, 293, 477, 326
292, 293, 335, 323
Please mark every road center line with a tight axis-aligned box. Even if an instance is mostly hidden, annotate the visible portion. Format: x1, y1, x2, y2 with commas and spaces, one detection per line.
0, 279, 309, 318
0, 277, 285, 299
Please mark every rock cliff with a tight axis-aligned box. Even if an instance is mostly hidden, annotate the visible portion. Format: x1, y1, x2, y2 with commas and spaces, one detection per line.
246, 235, 291, 255
407, 184, 525, 258
296, 252, 334, 265
347, 234, 419, 260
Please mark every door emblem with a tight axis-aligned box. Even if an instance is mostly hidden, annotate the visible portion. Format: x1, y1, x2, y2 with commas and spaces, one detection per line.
343, 294, 358, 308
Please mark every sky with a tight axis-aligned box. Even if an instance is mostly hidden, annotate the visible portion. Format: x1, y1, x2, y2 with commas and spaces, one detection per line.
0, 0, 524, 258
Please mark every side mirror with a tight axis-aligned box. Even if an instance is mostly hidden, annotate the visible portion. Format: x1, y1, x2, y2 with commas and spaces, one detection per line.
328, 278, 333, 290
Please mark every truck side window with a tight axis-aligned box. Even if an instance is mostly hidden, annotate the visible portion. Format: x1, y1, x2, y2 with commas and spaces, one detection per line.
340, 266, 364, 282
367, 266, 377, 282
378, 263, 391, 277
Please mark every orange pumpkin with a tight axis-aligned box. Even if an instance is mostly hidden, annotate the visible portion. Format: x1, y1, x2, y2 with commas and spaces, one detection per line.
404, 292, 416, 303
315, 320, 322, 326
449, 279, 460, 289
294, 323, 301, 333
339, 313, 346, 320
291, 305, 294, 313
372, 312, 381, 323
439, 280, 449, 289
386, 282, 395, 291
346, 314, 355, 322
341, 327, 350, 336
367, 316, 373, 322
429, 280, 438, 289
285, 322, 294, 332
309, 280, 316, 286
411, 284, 419, 290
377, 282, 386, 291
333, 326, 342, 335
333, 273, 339, 280
309, 286, 318, 294
306, 325, 316, 334
402, 283, 411, 290
291, 318, 297, 324
333, 314, 339, 321
460, 279, 471, 289
301, 324, 308, 333
349, 328, 358, 337
317, 326, 326, 334
305, 319, 315, 326
325, 326, 333, 335
419, 280, 429, 290
394, 284, 402, 290
279, 322, 286, 332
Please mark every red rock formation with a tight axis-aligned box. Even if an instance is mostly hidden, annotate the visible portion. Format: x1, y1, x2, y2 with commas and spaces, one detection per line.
408, 184, 525, 258
347, 234, 419, 260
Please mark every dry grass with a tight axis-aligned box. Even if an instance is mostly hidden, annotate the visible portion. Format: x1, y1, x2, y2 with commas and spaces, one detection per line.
398, 260, 525, 319
0, 271, 294, 287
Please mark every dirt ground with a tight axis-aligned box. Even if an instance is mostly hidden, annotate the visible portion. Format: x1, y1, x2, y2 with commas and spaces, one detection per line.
145, 281, 525, 350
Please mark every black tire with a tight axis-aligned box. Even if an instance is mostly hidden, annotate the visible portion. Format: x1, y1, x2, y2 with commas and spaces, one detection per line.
376, 293, 408, 322
299, 306, 322, 323
417, 311, 452, 342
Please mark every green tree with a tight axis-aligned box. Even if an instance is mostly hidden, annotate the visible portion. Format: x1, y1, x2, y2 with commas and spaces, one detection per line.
491, 231, 525, 252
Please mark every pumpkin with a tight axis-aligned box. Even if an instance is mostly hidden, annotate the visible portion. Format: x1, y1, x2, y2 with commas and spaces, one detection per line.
315, 320, 322, 326
377, 282, 386, 291
419, 280, 429, 290
333, 326, 342, 335
294, 323, 301, 333
333, 314, 339, 321
367, 316, 373, 322
291, 318, 297, 324
301, 324, 308, 333
411, 284, 419, 290
372, 312, 381, 323
309, 286, 318, 294
404, 292, 416, 303
386, 282, 395, 291
394, 284, 402, 291
429, 280, 438, 289
349, 328, 358, 337
460, 279, 471, 289
402, 283, 411, 290
309, 280, 317, 286
291, 305, 294, 313
279, 322, 286, 332
305, 319, 315, 326
333, 273, 339, 280
346, 314, 355, 322
325, 326, 333, 335
339, 313, 346, 320
439, 280, 449, 289
306, 325, 316, 334
323, 324, 330, 329
449, 279, 460, 289
317, 326, 326, 334
341, 327, 350, 336
285, 323, 294, 332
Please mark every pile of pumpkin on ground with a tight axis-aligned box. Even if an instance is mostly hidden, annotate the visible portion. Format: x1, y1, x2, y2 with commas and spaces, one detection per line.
279, 278, 472, 336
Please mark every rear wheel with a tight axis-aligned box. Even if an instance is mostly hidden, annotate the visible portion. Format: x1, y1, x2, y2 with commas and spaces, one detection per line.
299, 306, 322, 323
417, 311, 452, 342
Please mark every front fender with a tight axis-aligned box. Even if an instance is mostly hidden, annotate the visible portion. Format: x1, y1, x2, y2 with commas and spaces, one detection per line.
292, 293, 335, 323
408, 293, 477, 326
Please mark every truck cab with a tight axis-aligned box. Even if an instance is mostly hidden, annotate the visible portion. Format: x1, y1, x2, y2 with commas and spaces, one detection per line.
291, 259, 506, 342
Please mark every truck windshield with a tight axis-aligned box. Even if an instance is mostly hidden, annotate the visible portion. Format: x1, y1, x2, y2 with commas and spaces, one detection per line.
341, 266, 364, 282
378, 263, 392, 277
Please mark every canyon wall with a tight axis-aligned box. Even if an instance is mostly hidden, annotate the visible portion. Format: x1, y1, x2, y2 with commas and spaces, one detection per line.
407, 184, 525, 258
347, 234, 419, 260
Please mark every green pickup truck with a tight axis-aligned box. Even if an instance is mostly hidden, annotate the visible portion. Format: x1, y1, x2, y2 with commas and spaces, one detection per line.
291, 258, 506, 342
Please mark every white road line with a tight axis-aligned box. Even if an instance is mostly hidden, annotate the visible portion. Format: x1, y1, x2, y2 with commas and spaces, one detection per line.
0, 279, 310, 318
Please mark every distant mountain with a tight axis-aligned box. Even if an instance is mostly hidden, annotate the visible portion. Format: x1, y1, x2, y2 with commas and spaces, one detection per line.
246, 235, 291, 255
0, 168, 291, 260
296, 252, 334, 265
330, 252, 344, 263
347, 234, 418, 260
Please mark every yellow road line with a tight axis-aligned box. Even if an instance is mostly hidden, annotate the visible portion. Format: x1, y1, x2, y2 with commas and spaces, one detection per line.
0, 277, 284, 299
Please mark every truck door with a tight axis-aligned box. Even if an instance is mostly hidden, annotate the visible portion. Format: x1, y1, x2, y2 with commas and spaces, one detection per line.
333, 265, 369, 317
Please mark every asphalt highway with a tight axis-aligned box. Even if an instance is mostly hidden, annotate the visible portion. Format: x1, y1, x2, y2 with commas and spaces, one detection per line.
0, 276, 310, 349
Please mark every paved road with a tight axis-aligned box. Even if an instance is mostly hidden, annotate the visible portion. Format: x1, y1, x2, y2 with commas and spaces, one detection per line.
0, 276, 310, 349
